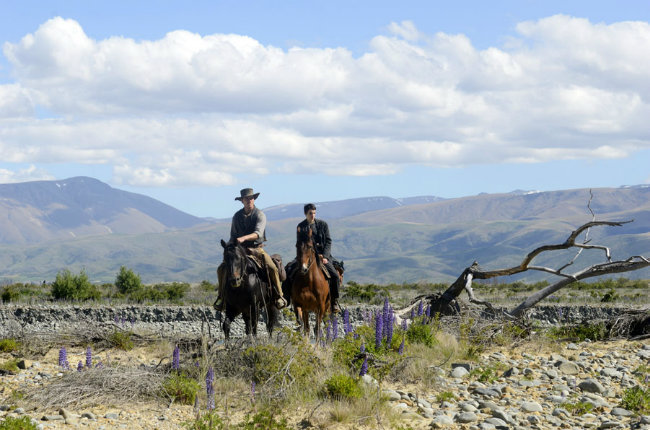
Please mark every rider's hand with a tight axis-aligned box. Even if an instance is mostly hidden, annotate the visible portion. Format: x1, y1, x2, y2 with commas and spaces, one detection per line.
237, 237, 246, 244
322, 257, 329, 264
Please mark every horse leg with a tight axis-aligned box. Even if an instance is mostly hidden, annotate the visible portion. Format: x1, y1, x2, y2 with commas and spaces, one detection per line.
250, 304, 259, 337
223, 306, 237, 340
266, 303, 278, 338
301, 308, 310, 339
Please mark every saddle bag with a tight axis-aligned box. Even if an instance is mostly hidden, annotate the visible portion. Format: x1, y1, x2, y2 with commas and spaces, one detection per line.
271, 254, 287, 282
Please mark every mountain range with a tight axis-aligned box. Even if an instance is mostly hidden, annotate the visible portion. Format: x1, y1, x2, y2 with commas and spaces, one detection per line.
0, 177, 648, 284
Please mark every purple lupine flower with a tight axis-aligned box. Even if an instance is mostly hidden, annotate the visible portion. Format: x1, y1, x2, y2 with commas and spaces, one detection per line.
195, 361, 200, 368
343, 309, 351, 336
120, 317, 126, 328
386, 311, 394, 346
58, 347, 67, 368
325, 321, 332, 343
360, 342, 365, 353
114, 315, 119, 324
206, 367, 215, 410
359, 356, 368, 377
172, 345, 180, 370
424, 304, 431, 324
375, 311, 383, 350
332, 316, 338, 340
86, 346, 92, 368
417, 300, 423, 317
251, 381, 256, 403
410, 307, 415, 319
398, 338, 405, 355
382, 298, 390, 337
95, 361, 104, 369
401, 318, 408, 331
77, 361, 83, 372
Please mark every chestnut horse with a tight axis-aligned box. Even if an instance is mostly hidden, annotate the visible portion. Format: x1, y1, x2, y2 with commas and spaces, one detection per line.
291, 227, 330, 341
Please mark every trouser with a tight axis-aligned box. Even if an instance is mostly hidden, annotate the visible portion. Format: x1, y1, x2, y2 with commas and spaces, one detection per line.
216, 248, 284, 300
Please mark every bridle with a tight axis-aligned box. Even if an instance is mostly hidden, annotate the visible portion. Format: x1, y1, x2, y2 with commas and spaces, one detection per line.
226, 244, 248, 288
298, 239, 316, 273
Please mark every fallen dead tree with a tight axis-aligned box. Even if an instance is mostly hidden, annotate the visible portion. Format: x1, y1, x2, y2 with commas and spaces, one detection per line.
408, 212, 649, 331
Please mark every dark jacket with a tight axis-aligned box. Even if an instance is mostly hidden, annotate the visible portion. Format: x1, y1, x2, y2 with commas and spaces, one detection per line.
297, 218, 332, 259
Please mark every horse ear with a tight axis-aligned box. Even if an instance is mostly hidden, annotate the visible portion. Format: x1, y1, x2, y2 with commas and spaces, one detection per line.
221, 239, 227, 248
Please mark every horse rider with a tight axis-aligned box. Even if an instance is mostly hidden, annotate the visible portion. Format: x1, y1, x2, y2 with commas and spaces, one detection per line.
214, 188, 287, 311
295, 203, 341, 313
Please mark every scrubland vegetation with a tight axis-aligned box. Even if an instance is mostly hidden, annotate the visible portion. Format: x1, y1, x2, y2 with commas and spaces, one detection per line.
1, 266, 647, 307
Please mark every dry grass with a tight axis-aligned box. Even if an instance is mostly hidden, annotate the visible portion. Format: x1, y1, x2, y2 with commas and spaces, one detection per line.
23, 366, 168, 410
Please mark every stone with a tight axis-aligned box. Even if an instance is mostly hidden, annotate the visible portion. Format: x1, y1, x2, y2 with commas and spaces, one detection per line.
105, 413, 120, 420
383, 389, 401, 401
41, 415, 65, 421
610, 408, 633, 417
558, 361, 580, 375
81, 412, 97, 420
431, 414, 454, 427
579, 378, 605, 394
598, 421, 622, 429
17, 359, 32, 369
451, 367, 469, 378
521, 401, 543, 412
473, 387, 501, 398
455, 412, 478, 423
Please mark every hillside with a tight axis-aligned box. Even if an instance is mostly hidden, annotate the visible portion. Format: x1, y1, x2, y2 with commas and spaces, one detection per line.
0, 183, 647, 284
0, 177, 208, 244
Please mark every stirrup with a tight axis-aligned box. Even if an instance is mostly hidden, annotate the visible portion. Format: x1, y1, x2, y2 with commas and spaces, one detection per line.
275, 297, 287, 309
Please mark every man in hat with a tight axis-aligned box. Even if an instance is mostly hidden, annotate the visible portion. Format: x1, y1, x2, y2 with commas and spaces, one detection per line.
296, 203, 341, 313
214, 188, 287, 311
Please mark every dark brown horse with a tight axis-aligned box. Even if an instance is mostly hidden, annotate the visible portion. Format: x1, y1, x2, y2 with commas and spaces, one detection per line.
291, 227, 330, 341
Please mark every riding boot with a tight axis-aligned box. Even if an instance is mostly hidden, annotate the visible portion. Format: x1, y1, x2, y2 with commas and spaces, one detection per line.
274, 283, 287, 309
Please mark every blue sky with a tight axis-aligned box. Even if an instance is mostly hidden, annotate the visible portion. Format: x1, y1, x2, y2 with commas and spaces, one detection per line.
1, 1, 649, 218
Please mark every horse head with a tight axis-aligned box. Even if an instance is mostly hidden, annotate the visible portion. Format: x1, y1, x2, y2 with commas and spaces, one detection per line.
221, 239, 247, 288
296, 226, 317, 275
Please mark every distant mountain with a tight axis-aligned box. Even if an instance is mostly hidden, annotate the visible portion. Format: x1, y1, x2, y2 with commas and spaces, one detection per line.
263, 195, 445, 221
0, 177, 207, 244
0, 182, 647, 284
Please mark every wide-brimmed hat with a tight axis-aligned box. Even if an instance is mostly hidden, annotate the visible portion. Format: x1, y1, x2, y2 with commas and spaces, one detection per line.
235, 188, 260, 201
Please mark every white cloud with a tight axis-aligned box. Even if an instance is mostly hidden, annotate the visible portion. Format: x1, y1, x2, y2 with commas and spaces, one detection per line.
0, 165, 54, 183
1, 15, 649, 186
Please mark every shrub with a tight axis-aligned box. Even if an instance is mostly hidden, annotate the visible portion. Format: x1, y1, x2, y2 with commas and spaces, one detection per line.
50, 269, 100, 301
163, 373, 201, 405
406, 321, 437, 347
0, 285, 20, 303
239, 410, 290, 430
115, 266, 142, 295
199, 280, 216, 291
0, 338, 20, 353
620, 386, 650, 414
183, 411, 226, 430
547, 322, 608, 342
129, 286, 164, 303
108, 330, 134, 351
560, 400, 595, 416
156, 282, 190, 301
436, 391, 457, 403
323, 373, 363, 400
0, 416, 39, 430
0, 359, 20, 373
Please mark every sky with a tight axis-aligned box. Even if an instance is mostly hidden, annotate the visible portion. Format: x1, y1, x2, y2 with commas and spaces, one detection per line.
1, 1, 649, 218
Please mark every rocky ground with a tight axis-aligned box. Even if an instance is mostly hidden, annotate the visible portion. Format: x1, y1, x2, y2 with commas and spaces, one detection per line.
1, 304, 649, 429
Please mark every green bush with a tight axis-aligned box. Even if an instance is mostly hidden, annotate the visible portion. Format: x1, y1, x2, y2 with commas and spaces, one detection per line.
108, 330, 134, 351
620, 386, 650, 414
0, 359, 20, 373
0, 338, 20, 353
406, 320, 438, 347
238, 410, 290, 430
163, 373, 201, 405
0, 416, 39, 430
560, 400, 595, 416
0, 285, 20, 303
154, 282, 190, 301
183, 411, 226, 430
115, 266, 142, 295
129, 285, 164, 303
547, 322, 608, 342
50, 269, 100, 301
199, 280, 216, 291
323, 373, 363, 400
